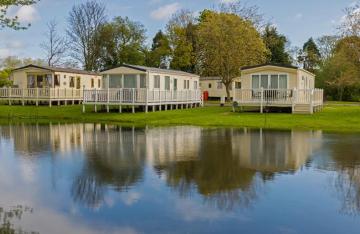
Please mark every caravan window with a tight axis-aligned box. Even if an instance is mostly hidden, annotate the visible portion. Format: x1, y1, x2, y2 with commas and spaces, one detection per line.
124, 74, 137, 88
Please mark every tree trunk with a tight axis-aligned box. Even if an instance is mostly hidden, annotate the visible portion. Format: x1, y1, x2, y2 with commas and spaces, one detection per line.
225, 84, 231, 102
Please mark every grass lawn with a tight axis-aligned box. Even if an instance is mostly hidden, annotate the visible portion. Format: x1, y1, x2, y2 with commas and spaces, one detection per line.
0, 103, 359, 133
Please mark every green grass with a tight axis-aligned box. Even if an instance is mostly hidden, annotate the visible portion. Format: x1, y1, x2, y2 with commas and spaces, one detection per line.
0, 103, 359, 133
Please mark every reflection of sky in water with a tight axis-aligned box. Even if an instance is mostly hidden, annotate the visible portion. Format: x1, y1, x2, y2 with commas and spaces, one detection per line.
0, 124, 360, 234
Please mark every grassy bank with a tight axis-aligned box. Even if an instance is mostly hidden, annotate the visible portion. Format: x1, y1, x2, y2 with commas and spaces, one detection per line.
0, 103, 359, 132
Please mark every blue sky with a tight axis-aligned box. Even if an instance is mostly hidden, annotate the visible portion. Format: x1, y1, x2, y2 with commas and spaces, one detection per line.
0, 0, 356, 60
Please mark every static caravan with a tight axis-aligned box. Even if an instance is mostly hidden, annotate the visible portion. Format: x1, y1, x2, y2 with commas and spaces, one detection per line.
233, 64, 323, 114
0, 64, 102, 106
83, 64, 202, 113
200, 77, 242, 100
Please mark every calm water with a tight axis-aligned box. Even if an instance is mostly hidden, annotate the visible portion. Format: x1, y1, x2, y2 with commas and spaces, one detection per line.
0, 124, 360, 234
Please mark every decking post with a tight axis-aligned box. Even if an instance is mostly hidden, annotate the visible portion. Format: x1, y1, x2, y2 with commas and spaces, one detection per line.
8, 87, 11, 106
310, 89, 314, 114
82, 85, 86, 113
94, 88, 97, 112
292, 88, 297, 113
145, 89, 148, 113
36, 88, 39, 106
159, 90, 162, 111
260, 87, 264, 113
132, 88, 135, 113
106, 87, 110, 113
21, 88, 25, 106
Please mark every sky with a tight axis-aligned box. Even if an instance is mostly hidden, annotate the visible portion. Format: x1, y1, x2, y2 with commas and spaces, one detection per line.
0, 0, 357, 60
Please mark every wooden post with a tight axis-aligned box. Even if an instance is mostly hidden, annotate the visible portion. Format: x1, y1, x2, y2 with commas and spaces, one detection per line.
21, 88, 25, 106
260, 87, 264, 113
72, 88, 75, 105
292, 88, 297, 113
8, 87, 11, 106
94, 88, 97, 112
145, 89, 148, 113
82, 85, 86, 113
132, 88, 135, 113
106, 87, 110, 113
119, 89, 122, 113
36, 88, 39, 106
310, 89, 314, 114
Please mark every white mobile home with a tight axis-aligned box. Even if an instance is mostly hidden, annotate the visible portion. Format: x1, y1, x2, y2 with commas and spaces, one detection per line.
0, 64, 102, 106
233, 64, 323, 114
83, 64, 202, 113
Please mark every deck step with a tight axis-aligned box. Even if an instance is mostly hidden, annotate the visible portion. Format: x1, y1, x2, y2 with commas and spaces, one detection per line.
293, 104, 312, 114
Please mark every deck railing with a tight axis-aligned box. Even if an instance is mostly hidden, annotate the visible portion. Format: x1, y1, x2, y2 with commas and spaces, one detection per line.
0, 88, 83, 100
234, 88, 324, 106
83, 88, 202, 104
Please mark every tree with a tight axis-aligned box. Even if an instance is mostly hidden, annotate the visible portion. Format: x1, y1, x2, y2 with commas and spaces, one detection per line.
298, 38, 321, 72
316, 35, 339, 61
98, 16, 146, 69
262, 24, 291, 65
197, 12, 267, 101
146, 30, 171, 68
166, 9, 197, 73
40, 20, 67, 66
67, 0, 106, 71
218, 0, 267, 30
338, 3, 360, 37
318, 36, 360, 101
0, 0, 38, 30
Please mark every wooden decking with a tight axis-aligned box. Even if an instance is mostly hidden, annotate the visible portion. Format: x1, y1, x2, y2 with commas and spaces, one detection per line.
82, 88, 203, 113
233, 88, 324, 114
0, 88, 83, 106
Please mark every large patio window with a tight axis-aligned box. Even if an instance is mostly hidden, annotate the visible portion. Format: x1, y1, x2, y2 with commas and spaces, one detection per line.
165, 76, 170, 90
270, 75, 278, 89
154, 75, 160, 89
279, 75, 287, 89
174, 79, 178, 90
109, 74, 122, 88
124, 74, 137, 88
140, 74, 146, 88
252, 74, 288, 89
252, 75, 260, 89
27, 75, 35, 88
69, 77, 75, 88
54, 75, 60, 87
76, 77, 81, 89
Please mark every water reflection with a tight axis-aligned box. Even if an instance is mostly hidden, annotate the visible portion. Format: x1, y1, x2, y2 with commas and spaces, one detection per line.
72, 126, 146, 208
315, 134, 360, 215
0, 205, 36, 234
0, 124, 323, 211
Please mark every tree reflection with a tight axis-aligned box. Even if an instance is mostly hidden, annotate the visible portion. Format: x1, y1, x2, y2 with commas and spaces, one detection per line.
156, 128, 319, 210
71, 125, 146, 208
324, 136, 360, 215
0, 205, 37, 234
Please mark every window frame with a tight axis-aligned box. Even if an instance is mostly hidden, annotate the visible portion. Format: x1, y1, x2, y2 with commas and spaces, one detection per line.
251, 73, 289, 89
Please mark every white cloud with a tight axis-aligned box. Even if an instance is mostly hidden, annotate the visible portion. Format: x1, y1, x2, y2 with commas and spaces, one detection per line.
295, 13, 303, 20
150, 3, 181, 20
16, 5, 39, 23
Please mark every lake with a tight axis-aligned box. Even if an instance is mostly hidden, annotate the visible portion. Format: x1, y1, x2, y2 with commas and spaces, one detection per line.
0, 124, 359, 234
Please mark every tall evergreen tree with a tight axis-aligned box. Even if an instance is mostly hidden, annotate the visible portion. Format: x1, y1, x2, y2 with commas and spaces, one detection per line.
146, 30, 171, 68
298, 38, 321, 72
262, 25, 291, 65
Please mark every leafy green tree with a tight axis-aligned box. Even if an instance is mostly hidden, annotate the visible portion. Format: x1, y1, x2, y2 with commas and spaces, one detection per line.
166, 9, 197, 73
197, 11, 267, 100
146, 30, 171, 68
262, 25, 291, 65
317, 36, 360, 101
98, 16, 146, 69
298, 38, 321, 72
0, 0, 39, 30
